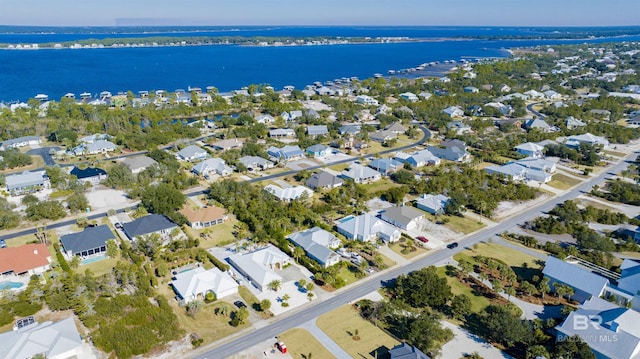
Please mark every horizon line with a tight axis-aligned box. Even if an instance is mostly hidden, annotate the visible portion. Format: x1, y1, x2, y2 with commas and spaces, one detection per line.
2, 24, 640, 28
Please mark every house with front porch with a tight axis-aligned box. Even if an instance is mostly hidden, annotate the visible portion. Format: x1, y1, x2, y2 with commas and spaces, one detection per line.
176, 145, 208, 162
380, 206, 425, 230
228, 245, 290, 291
336, 213, 401, 243
238, 156, 274, 171
5, 170, 50, 196
306, 144, 332, 158
60, 225, 114, 258
179, 205, 227, 230
122, 214, 178, 242
340, 163, 381, 183
415, 194, 450, 215
287, 227, 341, 268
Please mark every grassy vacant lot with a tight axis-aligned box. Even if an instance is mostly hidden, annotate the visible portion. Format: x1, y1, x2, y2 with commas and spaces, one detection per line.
474, 162, 495, 170
317, 305, 400, 359
389, 240, 428, 259
605, 150, 627, 158
279, 328, 337, 359
328, 162, 350, 172
547, 173, 583, 190
336, 265, 359, 287
436, 266, 490, 314
423, 213, 485, 234
362, 178, 402, 195
453, 242, 543, 282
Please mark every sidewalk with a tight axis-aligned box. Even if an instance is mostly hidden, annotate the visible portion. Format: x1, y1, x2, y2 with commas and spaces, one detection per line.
297, 319, 350, 359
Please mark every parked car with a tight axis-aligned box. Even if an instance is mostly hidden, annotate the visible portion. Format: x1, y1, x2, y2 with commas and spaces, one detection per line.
233, 300, 247, 309
336, 248, 351, 258
416, 236, 429, 243
447, 242, 459, 249
115, 223, 123, 229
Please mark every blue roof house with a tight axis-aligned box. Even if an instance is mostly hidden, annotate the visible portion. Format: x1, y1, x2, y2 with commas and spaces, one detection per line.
267, 145, 305, 162
368, 158, 403, 175
306, 144, 332, 158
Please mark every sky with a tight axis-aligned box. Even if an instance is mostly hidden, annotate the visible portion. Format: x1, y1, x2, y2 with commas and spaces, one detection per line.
1, 0, 639, 27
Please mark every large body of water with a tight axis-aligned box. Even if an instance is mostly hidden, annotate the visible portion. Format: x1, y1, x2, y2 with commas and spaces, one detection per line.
1, 26, 640, 102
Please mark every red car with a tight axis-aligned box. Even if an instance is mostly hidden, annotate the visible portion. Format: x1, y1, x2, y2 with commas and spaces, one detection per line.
416, 236, 429, 243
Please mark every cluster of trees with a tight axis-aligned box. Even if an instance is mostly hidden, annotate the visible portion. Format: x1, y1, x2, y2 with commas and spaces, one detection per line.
0, 148, 32, 169
544, 143, 601, 166
592, 179, 640, 206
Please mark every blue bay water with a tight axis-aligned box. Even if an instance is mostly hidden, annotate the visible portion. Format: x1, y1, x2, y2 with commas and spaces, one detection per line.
1, 26, 640, 102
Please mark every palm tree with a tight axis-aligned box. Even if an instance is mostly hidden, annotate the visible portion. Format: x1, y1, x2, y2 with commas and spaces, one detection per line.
505, 286, 516, 301
538, 277, 550, 300
293, 246, 305, 263
268, 279, 282, 292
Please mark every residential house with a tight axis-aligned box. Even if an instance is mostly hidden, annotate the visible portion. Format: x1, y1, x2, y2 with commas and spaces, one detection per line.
179, 205, 227, 230
307, 125, 329, 138
388, 343, 431, 359
418, 92, 432, 100
228, 245, 291, 291
463, 86, 479, 93
305, 171, 344, 190
447, 121, 472, 135
255, 114, 275, 124
514, 142, 545, 158
5, 170, 49, 196
305, 144, 332, 158
336, 213, 401, 243
544, 90, 562, 100
287, 227, 341, 268
499, 84, 511, 93
484, 101, 513, 116
496, 118, 522, 131
176, 145, 208, 162
426, 145, 471, 162
267, 145, 305, 162
264, 185, 313, 202
415, 194, 450, 215
368, 158, 403, 175
0, 243, 51, 276
566, 133, 609, 149
281, 110, 303, 122
0, 135, 41, 151
485, 163, 528, 181
356, 95, 379, 106
524, 89, 544, 99
399, 92, 419, 102
384, 122, 407, 134
122, 155, 158, 174
72, 139, 117, 156
442, 106, 464, 118
171, 267, 238, 303
0, 317, 85, 359
191, 158, 233, 177
338, 124, 361, 136
515, 157, 557, 173
369, 130, 397, 143
60, 224, 114, 258
211, 138, 244, 151
122, 214, 178, 241
542, 256, 613, 304
395, 149, 441, 167
628, 115, 640, 126
380, 206, 425, 230
238, 156, 274, 171
556, 297, 640, 359
523, 118, 552, 132
565, 116, 587, 129
269, 128, 296, 138
340, 163, 382, 183
69, 166, 107, 185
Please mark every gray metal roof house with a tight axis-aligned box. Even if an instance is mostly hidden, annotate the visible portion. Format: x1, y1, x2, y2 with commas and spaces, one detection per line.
305, 171, 344, 190
287, 227, 340, 268
5, 170, 49, 196
60, 224, 114, 257
0, 317, 84, 359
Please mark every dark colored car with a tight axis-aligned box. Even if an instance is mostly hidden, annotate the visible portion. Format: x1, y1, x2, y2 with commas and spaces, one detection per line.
416, 236, 429, 243
115, 223, 123, 229
447, 242, 459, 249
234, 300, 247, 309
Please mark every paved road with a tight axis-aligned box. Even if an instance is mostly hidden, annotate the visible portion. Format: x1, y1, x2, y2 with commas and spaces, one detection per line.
193, 151, 638, 359
26, 147, 60, 166
526, 102, 545, 119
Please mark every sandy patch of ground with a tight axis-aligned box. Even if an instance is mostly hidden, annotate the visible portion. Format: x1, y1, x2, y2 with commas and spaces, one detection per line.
316, 152, 355, 165
85, 188, 134, 213
493, 194, 550, 221
223, 337, 293, 359
366, 198, 395, 212
286, 159, 320, 171
405, 218, 460, 247
301, 100, 332, 112
440, 321, 513, 359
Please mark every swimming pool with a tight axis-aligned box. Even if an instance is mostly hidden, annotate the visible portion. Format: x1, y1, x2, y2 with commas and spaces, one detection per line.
0, 281, 24, 290
81, 254, 107, 265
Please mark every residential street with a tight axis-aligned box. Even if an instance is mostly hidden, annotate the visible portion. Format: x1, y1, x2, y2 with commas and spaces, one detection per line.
192, 149, 639, 359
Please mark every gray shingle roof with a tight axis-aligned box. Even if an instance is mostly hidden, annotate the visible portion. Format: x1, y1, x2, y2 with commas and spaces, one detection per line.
60, 225, 114, 255
305, 171, 343, 189
122, 214, 177, 238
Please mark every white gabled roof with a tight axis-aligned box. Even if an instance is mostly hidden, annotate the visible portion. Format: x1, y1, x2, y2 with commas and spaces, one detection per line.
171, 267, 238, 300
0, 317, 83, 359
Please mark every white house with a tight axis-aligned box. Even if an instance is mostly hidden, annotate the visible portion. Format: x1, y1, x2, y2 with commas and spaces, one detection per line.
514, 142, 545, 158
399, 92, 419, 102
565, 133, 609, 149
380, 206, 425, 230
336, 213, 401, 243
356, 95, 379, 106
415, 194, 450, 215
0, 317, 85, 359
171, 267, 238, 303
264, 185, 313, 202
442, 106, 464, 118
191, 158, 233, 177
287, 227, 341, 268
228, 245, 291, 291
340, 163, 382, 183
176, 145, 208, 162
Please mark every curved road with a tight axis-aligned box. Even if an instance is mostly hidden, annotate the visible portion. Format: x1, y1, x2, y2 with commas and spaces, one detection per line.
193, 150, 638, 359
526, 102, 546, 119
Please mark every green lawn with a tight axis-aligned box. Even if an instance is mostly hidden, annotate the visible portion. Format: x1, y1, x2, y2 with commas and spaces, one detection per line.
436, 266, 491, 314
279, 328, 337, 359
329, 163, 350, 172
316, 305, 400, 359
547, 173, 582, 190
423, 213, 485, 234
362, 178, 401, 195
77, 256, 119, 276
337, 265, 360, 286
453, 242, 543, 282
182, 217, 240, 249
389, 240, 428, 259
605, 150, 627, 158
